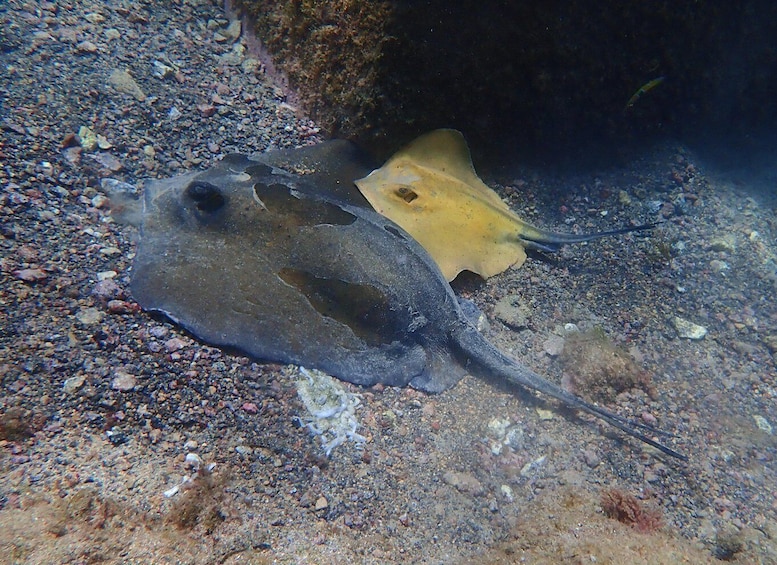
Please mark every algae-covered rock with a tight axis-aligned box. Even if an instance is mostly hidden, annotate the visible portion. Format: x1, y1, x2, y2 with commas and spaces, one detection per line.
559, 327, 654, 402
234, 0, 777, 159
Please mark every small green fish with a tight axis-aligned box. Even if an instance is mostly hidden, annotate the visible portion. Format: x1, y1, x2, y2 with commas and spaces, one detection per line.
624, 76, 665, 110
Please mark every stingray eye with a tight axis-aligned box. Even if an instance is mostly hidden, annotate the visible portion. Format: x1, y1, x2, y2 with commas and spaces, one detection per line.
185, 181, 226, 213
396, 186, 418, 203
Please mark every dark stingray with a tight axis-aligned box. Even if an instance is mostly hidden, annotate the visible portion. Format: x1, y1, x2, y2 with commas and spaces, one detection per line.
130, 142, 685, 460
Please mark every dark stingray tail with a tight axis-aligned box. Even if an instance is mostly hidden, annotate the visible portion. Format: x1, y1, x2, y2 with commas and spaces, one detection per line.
455, 324, 687, 461
520, 222, 659, 253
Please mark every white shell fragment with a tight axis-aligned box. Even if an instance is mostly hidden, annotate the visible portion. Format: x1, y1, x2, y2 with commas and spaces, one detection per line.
295, 366, 366, 456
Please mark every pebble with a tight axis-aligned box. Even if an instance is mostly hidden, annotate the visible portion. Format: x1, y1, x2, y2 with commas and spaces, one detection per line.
442, 471, 484, 496
493, 294, 531, 330
709, 234, 736, 253
78, 125, 98, 150
152, 60, 175, 79
108, 69, 146, 102
63, 375, 86, 394
76, 307, 104, 325
581, 448, 600, 468
164, 337, 187, 352
753, 415, 772, 434
91, 279, 122, 301
542, 335, 565, 356
197, 104, 217, 117
710, 259, 729, 273
242, 402, 258, 414
76, 41, 98, 53
223, 19, 242, 42
111, 371, 137, 391
84, 12, 105, 24
89, 152, 123, 172
13, 268, 47, 282
315, 496, 328, 510
673, 316, 708, 339
107, 300, 136, 314
149, 326, 170, 339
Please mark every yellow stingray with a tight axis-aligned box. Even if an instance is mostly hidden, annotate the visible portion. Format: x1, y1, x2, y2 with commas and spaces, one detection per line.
355, 129, 652, 281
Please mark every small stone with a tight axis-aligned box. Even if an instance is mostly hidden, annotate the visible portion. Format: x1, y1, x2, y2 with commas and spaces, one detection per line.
91, 194, 108, 208
710, 259, 729, 273
673, 316, 707, 340
223, 19, 242, 42
91, 279, 122, 301
112, 371, 137, 391
104, 28, 121, 40
96, 135, 112, 150
76, 307, 104, 325
76, 41, 98, 53
536, 408, 554, 421
107, 300, 136, 314
78, 126, 97, 150
442, 471, 484, 496
197, 104, 216, 117
84, 12, 105, 23
753, 415, 772, 434
97, 270, 117, 281
89, 152, 124, 172
493, 294, 531, 330
13, 268, 47, 282
108, 69, 146, 102
242, 402, 258, 414
543, 335, 565, 356
152, 60, 174, 79
63, 375, 86, 394
581, 449, 600, 468
164, 337, 187, 352
315, 496, 328, 510
709, 234, 736, 253
618, 190, 632, 205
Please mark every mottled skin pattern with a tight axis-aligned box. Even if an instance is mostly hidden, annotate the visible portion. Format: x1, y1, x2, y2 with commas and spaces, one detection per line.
131, 143, 684, 459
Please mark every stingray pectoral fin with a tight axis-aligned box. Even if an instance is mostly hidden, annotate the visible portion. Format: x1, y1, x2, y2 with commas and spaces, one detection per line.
409, 343, 469, 393
519, 222, 659, 252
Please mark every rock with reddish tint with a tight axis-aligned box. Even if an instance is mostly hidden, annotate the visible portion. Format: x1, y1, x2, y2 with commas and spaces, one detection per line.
112, 370, 137, 391
241, 402, 259, 414
197, 104, 217, 117
164, 337, 187, 352
107, 300, 137, 314
13, 268, 47, 282
88, 152, 123, 172
91, 279, 123, 301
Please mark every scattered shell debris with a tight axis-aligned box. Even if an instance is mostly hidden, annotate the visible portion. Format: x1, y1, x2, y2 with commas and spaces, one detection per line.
163, 453, 216, 498
294, 366, 366, 455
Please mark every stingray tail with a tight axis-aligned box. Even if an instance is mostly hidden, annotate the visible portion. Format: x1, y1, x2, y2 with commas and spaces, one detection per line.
520, 222, 659, 253
455, 324, 687, 461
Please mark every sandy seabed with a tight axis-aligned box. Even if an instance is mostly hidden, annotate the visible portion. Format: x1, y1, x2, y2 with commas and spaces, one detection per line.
1, 1, 776, 563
